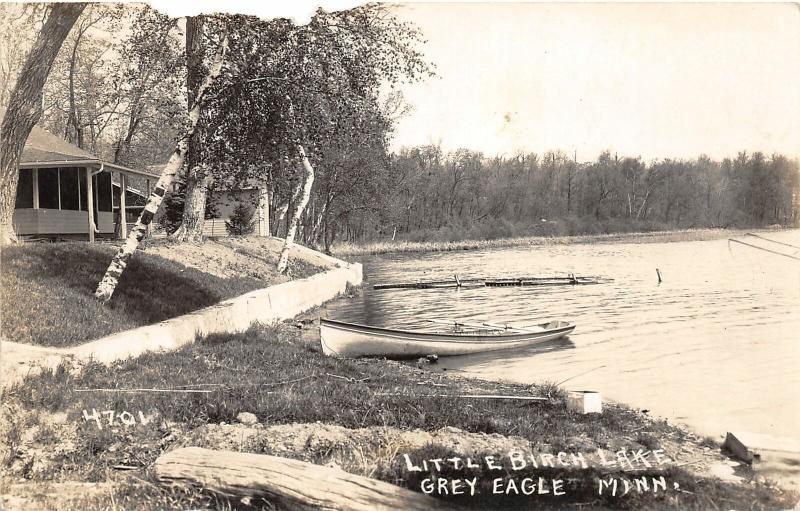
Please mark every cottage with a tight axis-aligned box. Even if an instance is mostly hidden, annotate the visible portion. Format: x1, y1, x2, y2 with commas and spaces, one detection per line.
12, 126, 157, 241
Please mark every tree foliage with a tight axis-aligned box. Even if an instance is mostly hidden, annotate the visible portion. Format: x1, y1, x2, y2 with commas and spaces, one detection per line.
0, 4, 47, 116
166, 5, 432, 246
39, 4, 184, 164
336, 147, 799, 244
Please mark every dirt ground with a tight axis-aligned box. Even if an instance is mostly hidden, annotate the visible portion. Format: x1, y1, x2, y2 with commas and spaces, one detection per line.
183, 420, 748, 484
1, 414, 755, 510
141, 236, 329, 282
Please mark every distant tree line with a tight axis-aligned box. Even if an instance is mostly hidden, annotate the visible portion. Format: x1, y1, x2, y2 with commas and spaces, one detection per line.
294, 147, 799, 248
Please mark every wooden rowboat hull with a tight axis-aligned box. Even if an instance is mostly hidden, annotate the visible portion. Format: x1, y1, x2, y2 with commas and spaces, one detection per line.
320, 319, 575, 358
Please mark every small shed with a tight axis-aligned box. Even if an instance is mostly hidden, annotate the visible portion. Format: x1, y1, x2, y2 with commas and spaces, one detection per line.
151, 165, 269, 237
12, 126, 157, 241
204, 183, 270, 237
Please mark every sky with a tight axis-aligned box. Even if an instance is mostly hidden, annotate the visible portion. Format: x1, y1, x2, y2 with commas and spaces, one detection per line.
385, 3, 800, 161
12, 0, 799, 162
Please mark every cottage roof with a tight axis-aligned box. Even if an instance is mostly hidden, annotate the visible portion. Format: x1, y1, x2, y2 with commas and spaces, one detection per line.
20, 125, 159, 178
21, 125, 97, 163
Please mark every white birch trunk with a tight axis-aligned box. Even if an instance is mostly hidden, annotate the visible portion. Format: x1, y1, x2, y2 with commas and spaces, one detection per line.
310, 195, 333, 245
635, 189, 652, 220
94, 35, 228, 303
257, 185, 269, 236
274, 179, 302, 236
276, 144, 315, 274
312, 209, 325, 241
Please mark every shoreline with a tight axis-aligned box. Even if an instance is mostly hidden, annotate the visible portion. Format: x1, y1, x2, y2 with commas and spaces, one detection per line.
440, 359, 800, 492
331, 227, 789, 257
2, 238, 798, 509
1, 323, 797, 509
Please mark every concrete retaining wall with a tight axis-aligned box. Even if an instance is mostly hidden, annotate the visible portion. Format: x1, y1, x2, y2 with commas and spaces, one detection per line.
70, 256, 362, 363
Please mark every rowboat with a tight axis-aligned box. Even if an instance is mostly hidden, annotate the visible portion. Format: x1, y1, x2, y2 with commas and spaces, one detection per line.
319, 318, 575, 358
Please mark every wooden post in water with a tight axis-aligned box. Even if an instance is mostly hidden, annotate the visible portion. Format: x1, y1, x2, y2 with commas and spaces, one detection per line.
656, 268, 662, 284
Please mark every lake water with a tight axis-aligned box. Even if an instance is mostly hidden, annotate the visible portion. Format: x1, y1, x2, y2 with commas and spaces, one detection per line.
322, 230, 800, 481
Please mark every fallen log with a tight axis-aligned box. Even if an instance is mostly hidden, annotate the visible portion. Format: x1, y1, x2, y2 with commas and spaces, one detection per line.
154, 447, 458, 511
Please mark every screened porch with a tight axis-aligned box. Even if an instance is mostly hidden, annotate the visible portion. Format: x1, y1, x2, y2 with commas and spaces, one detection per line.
13, 164, 154, 240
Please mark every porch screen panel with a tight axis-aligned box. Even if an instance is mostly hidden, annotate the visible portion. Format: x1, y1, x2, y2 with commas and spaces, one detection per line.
15, 169, 33, 208
38, 168, 59, 209
79, 168, 88, 211
96, 172, 112, 212
59, 167, 80, 210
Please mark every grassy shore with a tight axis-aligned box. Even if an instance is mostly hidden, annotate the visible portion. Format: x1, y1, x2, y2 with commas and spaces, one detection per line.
1, 323, 795, 510
332, 227, 779, 257
0, 240, 321, 347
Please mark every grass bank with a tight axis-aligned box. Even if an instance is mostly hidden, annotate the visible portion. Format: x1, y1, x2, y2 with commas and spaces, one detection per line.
0, 239, 321, 347
332, 227, 779, 257
1, 323, 795, 510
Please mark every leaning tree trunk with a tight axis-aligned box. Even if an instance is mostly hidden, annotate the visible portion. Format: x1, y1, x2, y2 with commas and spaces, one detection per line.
173, 15, 208, 241
94, 34, 228, 303
276, 144, 315, 274
0, 3, 85, 245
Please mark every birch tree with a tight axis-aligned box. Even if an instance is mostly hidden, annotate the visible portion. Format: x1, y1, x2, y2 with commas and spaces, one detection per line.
94, 33, 228, 303
276, 141, 315, 273
168, 6, 431, 257
0, 3, 85, 245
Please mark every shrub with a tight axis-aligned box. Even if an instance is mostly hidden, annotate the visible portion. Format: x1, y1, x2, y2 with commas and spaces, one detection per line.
225, 203, 255, 235
159, 188, 185, 235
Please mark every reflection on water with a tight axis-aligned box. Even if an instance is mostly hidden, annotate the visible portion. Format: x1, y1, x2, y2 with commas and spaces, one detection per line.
323, 231, 800, 454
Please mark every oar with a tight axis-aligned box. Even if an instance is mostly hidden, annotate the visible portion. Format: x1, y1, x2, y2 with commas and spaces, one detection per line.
426, 319, 506, 331
428, 319, 549, 333
482, 321, 545, 333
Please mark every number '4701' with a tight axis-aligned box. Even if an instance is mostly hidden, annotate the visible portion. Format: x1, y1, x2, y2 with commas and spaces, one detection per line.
81, 409, 152, 430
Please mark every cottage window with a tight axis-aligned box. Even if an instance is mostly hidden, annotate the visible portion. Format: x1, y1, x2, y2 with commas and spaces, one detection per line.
15, 169, 34, 208
38, 168, 59, 209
